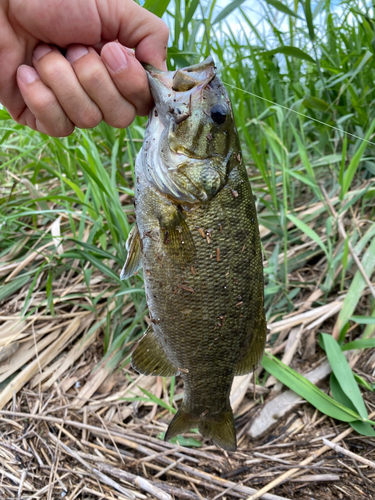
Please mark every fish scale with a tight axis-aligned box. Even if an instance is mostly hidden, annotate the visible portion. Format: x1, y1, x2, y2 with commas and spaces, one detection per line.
121, 57, 266, 451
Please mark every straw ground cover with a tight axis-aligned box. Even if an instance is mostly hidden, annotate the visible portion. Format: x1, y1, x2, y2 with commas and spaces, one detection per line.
1, 0, 375, 498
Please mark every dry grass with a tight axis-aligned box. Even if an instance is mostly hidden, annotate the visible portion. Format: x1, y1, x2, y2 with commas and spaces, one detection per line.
1, 187, 375, 499
0, 359, 375, 500
2, 2, 375, 496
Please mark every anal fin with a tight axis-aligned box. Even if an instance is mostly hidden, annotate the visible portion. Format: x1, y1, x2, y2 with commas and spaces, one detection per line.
132, 325, 178, 377
235, 311, 267, 376
120, 224, 142, 280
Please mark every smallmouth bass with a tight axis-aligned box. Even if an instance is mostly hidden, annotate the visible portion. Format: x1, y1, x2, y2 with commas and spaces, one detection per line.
121, 57, 266, 451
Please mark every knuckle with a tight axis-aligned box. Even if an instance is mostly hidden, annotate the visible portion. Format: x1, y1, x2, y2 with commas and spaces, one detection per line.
41, 60, 67, 83
38, 116, 75, 137
159, 23, 170, 43
25, 114, 37, 130
107, 109, 135, 129
38, 124, 75, 137
76, 110, 102, 129
79, 63, 104, 90
14, 114, 28, 126
59, 126, 75, 137
135, 100, 152, 117
55, 121, 75, 137
31, 91, 56, 114
141, 17, 169, 46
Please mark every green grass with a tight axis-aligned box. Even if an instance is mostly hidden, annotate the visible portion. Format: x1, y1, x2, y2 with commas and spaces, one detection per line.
1, 0, 375, 431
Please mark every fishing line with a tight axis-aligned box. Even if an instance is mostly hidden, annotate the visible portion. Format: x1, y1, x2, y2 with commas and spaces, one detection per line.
223, 82, 375, 147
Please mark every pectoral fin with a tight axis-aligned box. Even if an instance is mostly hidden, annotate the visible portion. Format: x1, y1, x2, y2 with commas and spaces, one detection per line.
159, 208, 196, 262
132, 325, 178, 377
120, 224, 142, 280
235, 312, 267, 376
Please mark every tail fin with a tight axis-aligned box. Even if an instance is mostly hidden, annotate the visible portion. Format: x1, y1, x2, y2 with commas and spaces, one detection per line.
165, 405, 236, 451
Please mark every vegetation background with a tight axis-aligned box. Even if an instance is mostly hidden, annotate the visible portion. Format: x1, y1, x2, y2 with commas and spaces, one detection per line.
0, 0, 375, 500
1, 2, 375, 495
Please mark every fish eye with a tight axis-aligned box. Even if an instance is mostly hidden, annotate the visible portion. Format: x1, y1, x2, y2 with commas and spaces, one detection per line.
210, 104, 227, 125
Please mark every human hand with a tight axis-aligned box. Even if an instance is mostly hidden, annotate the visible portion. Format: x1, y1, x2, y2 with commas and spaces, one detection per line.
0, 0, 169, 136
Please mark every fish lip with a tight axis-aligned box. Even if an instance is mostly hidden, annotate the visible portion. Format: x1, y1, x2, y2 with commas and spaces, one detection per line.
141, 62, 162, 73
142, 56, 215, 75
178, 56, 215, 73
143, 57, 217, 104
145, 71, 170, 104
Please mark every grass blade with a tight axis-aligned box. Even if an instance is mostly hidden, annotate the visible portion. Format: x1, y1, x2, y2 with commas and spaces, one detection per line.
342, 339, 375, 351
340, 117, 375, 200
262, 353, 370, 424
350, 316, 375, 325
302, 0, 315, 42
330, 374, 375, 436
264, 0, 302, 19
260, 46, 315, 63
212, 0, 246, 25
287, 214, 328, 257
321, 333, 368, 419
143, 0, 172, 17
335, 235, 375, 335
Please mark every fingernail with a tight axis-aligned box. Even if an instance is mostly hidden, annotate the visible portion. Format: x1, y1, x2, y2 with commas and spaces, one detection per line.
34, 44, 52, 61
67, 45, 88, 63
17, 65, 38, 84
162, 60, 168, 71
103, 43, 128, 73
124, 47, 135, 57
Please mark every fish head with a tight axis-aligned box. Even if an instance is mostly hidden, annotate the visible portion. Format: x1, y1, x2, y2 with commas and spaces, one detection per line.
142, 57, 240, 204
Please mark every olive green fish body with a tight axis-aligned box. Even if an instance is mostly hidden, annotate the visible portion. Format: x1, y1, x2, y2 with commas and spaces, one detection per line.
121, 58, 266, 451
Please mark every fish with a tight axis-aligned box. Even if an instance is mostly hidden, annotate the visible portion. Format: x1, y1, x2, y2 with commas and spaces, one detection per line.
121, 57, 266, 451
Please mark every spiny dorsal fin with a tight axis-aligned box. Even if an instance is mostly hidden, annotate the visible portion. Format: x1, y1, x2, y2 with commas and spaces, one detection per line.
235, 311, 267, 376
120, 224, 142, 280
132, 325, 178, 377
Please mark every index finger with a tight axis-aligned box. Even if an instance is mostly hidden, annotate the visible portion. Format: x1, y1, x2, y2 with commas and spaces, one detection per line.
101, 1, 169, 70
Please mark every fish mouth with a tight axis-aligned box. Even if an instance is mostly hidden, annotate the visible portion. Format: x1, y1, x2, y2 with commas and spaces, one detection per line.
143, 57, 217, 102
143, 57, 219, 161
